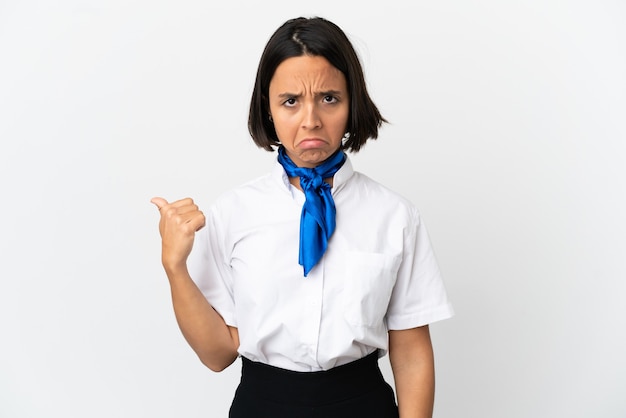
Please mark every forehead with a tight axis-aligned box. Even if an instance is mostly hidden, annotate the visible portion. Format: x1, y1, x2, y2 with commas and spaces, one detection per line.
269, 55, 346, 91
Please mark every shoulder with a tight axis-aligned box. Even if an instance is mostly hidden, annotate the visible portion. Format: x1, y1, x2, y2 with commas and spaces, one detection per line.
214, 173, 276, 206
208, 169, 291, 225
349, 171, 412, 200
342, 171, 421, 222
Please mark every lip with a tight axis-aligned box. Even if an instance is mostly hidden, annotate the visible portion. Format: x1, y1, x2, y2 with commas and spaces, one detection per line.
297, 138, 327, 149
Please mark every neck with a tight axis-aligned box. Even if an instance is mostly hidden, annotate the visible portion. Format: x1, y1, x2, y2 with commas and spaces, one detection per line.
278, 146, 345, 191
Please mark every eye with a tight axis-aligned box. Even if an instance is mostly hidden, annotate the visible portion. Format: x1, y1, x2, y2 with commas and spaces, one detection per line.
283, 97, 297, 107
323, 95, 338, 104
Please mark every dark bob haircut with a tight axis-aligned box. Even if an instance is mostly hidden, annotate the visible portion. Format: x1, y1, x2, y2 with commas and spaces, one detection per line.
248, 17, 387, 153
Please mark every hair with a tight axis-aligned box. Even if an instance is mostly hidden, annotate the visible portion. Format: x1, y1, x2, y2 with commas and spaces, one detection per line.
248, 16, 387, 153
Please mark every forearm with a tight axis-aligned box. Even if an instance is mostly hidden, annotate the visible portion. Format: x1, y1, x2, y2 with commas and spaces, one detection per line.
166, 264, 239, 372
389, 326, 435, 418
151, 197, 239, 372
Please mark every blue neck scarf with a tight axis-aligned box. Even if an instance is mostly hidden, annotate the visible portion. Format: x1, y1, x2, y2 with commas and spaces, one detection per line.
277, 146, 347, 276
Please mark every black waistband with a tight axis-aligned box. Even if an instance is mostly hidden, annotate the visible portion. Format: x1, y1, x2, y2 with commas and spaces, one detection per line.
239, 351, 384, 405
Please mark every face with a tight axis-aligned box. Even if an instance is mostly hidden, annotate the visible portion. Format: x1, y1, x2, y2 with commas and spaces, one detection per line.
268, 55, 349, 168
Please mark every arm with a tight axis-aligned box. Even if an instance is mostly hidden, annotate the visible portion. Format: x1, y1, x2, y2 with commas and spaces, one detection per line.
151, 197, 239, 372
389, 325, 435, 418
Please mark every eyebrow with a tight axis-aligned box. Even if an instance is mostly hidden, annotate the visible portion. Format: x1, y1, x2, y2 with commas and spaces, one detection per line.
276, 90, 344, 99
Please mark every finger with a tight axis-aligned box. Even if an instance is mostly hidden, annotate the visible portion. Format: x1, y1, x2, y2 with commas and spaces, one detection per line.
173, 203, 200, 215
177, 210, 205, 227
168, 197, 195, 208
151, 197, 169, 211
187, 212, 206, 232
167, 211, 205, 236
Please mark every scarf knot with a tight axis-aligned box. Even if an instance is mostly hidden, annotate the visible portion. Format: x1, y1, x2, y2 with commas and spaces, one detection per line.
277, 146, 346, 276
301, 174, 325, 191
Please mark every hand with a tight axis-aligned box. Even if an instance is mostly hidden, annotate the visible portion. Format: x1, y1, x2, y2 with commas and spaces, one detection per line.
151, 197, 206, 273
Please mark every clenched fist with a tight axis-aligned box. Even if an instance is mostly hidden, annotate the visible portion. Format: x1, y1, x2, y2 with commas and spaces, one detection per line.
151, 197, 206, 274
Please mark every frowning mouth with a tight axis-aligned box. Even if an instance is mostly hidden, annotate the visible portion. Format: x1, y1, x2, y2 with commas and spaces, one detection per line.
298, 138, 327, 149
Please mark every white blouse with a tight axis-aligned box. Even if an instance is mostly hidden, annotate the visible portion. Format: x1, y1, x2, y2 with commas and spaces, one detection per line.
188, 157, 454, 372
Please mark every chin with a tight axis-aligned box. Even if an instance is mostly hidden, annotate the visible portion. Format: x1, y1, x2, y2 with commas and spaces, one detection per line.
300, 151, 331, 165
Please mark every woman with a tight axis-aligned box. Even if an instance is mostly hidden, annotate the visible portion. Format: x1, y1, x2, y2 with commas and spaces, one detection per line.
151, 16, 453, 418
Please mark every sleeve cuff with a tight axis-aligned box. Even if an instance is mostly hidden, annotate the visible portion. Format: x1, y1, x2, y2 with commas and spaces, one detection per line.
386, 303, 455, 330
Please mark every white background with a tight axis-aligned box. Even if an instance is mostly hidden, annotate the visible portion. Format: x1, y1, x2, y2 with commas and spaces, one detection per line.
1, 1, 625, 417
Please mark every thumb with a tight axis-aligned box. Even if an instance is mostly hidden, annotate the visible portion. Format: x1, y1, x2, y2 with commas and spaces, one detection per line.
150, 196, 169, 211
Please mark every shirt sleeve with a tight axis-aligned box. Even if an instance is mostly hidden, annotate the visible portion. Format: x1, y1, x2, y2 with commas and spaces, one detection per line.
187, 204, 237, 327
385, 208, 454, 330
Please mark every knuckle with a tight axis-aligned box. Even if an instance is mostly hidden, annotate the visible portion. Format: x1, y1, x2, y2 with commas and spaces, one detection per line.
163, 207, 177, 218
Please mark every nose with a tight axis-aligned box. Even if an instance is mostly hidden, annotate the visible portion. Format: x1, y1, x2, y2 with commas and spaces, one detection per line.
301, 103, 322, 130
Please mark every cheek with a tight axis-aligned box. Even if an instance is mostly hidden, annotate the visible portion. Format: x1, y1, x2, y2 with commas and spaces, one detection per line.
272, 116, 297, 141
274, 114, 292, 128
330, 110, 349, 133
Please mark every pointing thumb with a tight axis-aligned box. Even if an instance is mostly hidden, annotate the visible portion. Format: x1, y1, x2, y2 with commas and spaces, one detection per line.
150, 197, 169, 211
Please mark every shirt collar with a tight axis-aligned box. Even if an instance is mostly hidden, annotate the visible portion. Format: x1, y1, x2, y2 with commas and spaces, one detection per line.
272, 154, 355, 195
